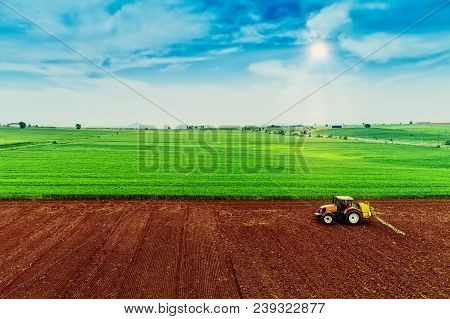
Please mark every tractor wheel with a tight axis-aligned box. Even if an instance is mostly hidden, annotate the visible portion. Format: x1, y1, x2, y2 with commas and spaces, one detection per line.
346, 210, 362, 225
322, 213, 335, 225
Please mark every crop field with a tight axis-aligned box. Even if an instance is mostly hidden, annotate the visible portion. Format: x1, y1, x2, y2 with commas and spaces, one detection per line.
0, 199, 448, 299
0, 126, 449, 199
316, 124, 450, 145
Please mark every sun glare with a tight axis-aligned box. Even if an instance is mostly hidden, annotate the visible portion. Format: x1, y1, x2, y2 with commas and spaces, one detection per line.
309, 41, 329, 60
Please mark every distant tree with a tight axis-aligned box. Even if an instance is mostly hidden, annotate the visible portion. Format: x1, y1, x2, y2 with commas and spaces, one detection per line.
19, 122, 26, 129
325, 124, 328, 127
75, 124, 81, 129
27, 124, 31, 128
364, 123, 371, 128
409, 121, 413, 124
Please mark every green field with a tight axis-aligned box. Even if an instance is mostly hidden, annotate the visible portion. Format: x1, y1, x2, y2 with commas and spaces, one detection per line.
316, 124, 450, 145
0, 126, 449, 199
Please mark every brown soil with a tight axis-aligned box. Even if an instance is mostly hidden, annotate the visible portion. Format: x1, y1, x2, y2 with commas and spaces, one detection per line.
0, 199, 448, 299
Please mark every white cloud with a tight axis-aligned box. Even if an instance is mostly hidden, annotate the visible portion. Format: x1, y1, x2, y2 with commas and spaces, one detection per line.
302, 2, 352, 41
0, 0, 217, 86
234, 25, 265, 43
0, 1, 211, 63
111, 56, 210, 71
339, 32, 450, 62
72, 1, 211, 56
233, 23, 279, 44
413, 52, 450, 67
207, 47, 241, 56
299, 1, 389, 44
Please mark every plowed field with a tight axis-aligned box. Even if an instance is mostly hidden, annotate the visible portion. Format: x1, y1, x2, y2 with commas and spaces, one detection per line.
0, 199, 448, 299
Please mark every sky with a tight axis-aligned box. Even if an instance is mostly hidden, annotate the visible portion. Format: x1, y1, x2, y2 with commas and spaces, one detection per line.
0, 0, 449, 127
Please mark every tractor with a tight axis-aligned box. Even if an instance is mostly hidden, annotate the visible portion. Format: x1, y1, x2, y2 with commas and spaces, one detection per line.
314, 196, 372, 225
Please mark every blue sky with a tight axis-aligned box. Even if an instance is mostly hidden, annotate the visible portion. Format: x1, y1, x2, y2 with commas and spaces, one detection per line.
0, 0, 449, 126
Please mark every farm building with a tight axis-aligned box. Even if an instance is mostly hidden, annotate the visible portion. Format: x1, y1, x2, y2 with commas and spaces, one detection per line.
331, 125, 343, 129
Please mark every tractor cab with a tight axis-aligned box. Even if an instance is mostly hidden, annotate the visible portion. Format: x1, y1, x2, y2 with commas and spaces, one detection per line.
332, 196, 354, 210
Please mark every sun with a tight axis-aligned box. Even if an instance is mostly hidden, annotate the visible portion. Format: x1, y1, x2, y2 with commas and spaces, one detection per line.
309, 41, 329, 60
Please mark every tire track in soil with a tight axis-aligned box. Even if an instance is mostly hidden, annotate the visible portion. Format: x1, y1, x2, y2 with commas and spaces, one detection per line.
221, 201, 350, 298
238, 227, 296, 298
212, 204, 244, 299
0, 202, 125, 298
216, 202, 297, 299
61, 204, 130, 297
281, 213, 398, 299
266, 227, 337, 298
114, 203, 155, 298
268, 202, 343, 298
261, 219, 339, 298
333, 221, 413, 298
357, 202, 445, 297
177, 203, 240, 299
0, 201, 68, 230
175, 205, 190, 298
354, 201, 449, 298
118, 202, 185, 298
310, 221, 399, 298
64, 203, 151, 298
0, 202, 65, 255
57, 204, 129, 298
0, 204, 87, 293
0, 211, 91, 295
0, 203, 32, 230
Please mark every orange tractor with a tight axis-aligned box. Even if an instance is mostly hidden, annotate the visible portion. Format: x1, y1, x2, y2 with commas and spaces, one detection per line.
315, 196, 372, 225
